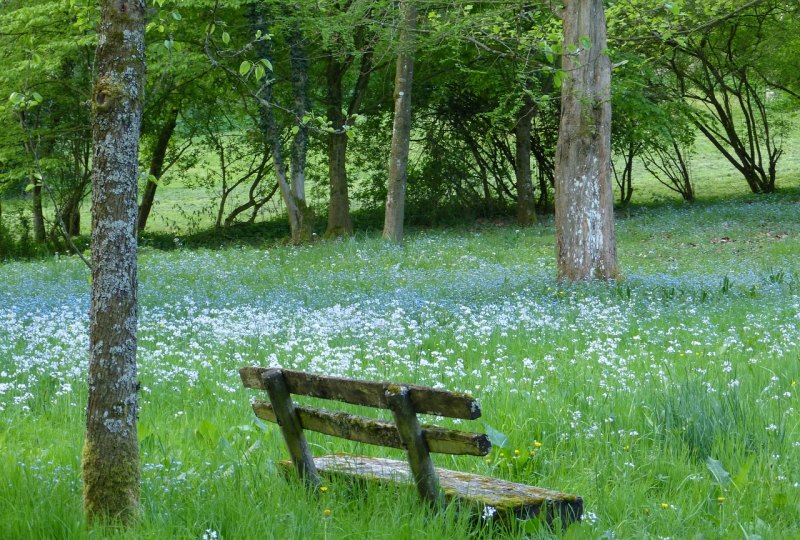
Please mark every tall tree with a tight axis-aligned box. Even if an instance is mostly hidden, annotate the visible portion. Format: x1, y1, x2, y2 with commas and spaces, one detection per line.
554, 0, 617, 280
82, 0, 145, 524
383, 0, 416, 243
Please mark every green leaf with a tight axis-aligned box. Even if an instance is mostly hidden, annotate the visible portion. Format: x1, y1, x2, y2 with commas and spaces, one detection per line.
579, 35, 592, 50
239, 60, 252, 77
706, 457, 731, 487
260, 58, 273, 71
254, 64, 265, 81
543, 44, 554, 64
484, 424, 509, 449
732, 455, 754, 489
553, 69, 564, 89
171, 11, 182, 21
222, 31, 230, 45
24, 183, 35, 192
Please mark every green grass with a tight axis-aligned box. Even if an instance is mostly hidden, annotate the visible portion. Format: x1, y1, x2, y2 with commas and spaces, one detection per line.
1, 189, 799, 538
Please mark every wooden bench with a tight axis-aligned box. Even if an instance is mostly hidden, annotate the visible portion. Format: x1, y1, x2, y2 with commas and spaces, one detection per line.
239, 367, 583, 526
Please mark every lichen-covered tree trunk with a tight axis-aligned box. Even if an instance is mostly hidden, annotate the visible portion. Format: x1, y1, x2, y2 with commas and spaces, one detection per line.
554, 0, 617, 280
138, 106, 179, 233
515, 93, 536, 226
383, 0, 416, 244
82, 0, 145, 525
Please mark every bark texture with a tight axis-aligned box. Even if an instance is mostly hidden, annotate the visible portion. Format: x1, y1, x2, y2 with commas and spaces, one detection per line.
383, 1, 417, 244
554, 0, 617, 280
83, 0, 145, 524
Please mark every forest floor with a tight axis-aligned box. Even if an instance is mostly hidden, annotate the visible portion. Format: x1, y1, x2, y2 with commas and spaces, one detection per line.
1, 188, 799, 538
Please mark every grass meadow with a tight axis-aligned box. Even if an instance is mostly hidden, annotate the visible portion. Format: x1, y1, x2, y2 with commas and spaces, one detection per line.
1, 186, 800, 538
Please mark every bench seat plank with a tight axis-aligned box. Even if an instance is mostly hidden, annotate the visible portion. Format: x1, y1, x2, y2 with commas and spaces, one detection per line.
241, 367, 481, 419
295, 454, 583, 525
252, 400, 491, 456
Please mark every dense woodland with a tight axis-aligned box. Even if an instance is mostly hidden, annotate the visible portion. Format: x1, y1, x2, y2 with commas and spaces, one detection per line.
1, 0, 798, 252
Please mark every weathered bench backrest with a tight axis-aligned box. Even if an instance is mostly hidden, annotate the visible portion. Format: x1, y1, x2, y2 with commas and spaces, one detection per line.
240, 366, 491, 503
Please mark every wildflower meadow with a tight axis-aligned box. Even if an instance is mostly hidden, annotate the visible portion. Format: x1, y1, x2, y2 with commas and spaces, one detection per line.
1, 196, 799, 538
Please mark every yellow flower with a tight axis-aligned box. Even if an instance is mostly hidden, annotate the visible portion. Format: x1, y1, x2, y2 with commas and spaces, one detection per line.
513, 449, 521, 457
661, 503, 670, 509
323, 508, 332, 518
533, 441, 542, 448
717, 497, 726, 504
319, 486, 328, 493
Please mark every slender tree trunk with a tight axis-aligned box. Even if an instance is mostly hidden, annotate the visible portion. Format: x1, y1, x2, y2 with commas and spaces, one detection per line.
249, 5, 306, 244
18, 111, 47, 242
138, 106, 179, 233
515, 93, 536, 226
383, 1, 416, 243
554, 0, 617, 280
32, 183, 46, 242
288, 26, 313, 242
83, 0, 145, 525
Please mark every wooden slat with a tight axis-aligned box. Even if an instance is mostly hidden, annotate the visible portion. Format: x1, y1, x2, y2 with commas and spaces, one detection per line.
240, 367, 481, 419
306, 455, 583, 527
252, 400, 491, 456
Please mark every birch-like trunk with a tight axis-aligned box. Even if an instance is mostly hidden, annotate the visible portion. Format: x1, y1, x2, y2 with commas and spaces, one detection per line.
554, 0, 617, 280
82, 0, 145, 524
383, 0, 416, 243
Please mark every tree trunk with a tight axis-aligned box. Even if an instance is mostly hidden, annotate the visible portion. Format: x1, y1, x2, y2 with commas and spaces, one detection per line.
83, 0, 145, 525
325, 56, 353, 238
32, 183, 46, 242
137, 106, 179, 233
554, 0, 617, 281
383, 1, 417, 243
325, 41, 374, 238
288, 25, 313, 242
515, 93, 536, 226
250, 6, 307, 244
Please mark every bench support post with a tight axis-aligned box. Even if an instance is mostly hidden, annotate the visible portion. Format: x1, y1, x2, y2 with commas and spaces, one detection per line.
386, 384, 444, 506
262, 368, 321, 488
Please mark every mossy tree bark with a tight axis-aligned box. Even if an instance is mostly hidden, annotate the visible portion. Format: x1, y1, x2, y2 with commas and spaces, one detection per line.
83, 0, 145, 525
383, 0, 417, 244
554, 0, 617, 280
